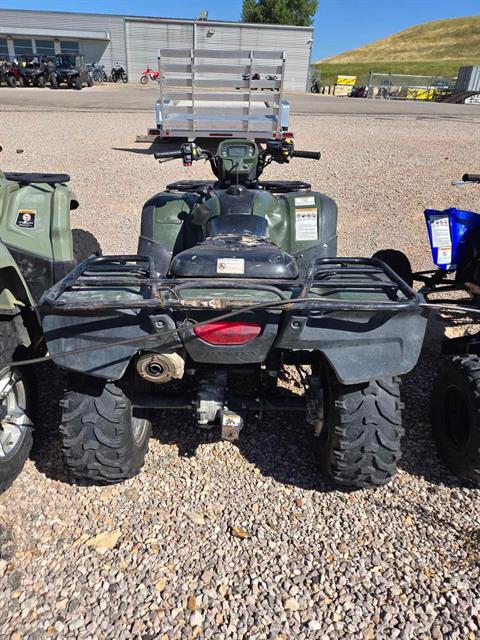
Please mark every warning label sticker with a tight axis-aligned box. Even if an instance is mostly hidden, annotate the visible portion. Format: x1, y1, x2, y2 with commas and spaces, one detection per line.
430, 215, 451, 248
295, 196, 316, 207
217, 258, 245, 275
437, 247, 452, 264
295, 208, 318, 241
16, 209, 36, 229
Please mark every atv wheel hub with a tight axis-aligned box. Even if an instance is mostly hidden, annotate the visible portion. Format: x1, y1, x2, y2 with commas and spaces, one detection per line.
0, 368, 30, 458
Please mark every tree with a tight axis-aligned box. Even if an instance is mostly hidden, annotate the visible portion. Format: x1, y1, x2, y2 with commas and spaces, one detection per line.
242, 0, 317, 27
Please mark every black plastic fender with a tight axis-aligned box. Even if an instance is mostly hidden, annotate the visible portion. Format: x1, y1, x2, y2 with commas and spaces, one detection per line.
41, 310, 182, 380
275, 308, 428, 384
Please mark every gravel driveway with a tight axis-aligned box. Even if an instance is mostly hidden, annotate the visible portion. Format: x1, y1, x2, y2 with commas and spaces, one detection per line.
0, 101, 479, 639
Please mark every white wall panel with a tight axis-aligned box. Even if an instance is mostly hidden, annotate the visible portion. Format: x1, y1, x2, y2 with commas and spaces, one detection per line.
126, 21, 193, 79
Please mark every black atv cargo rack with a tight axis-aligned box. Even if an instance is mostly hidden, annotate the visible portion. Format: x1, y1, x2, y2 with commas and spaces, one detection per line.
41, 254, 422, 314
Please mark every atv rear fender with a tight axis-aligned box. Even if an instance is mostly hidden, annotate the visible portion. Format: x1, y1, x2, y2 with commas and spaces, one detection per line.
0, 240, 33, 312
39, 256, 426, 383
0, 173, 77, 300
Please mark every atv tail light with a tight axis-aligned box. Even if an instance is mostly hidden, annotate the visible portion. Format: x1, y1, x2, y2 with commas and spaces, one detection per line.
194, 322, 262, 345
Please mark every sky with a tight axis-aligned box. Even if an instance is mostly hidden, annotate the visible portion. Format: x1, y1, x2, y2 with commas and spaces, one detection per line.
3, 0, 480, 60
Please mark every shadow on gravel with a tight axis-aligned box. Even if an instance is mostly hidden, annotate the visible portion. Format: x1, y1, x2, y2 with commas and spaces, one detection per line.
30, 362, 70, 485
150, 408, 336, 493
112, 147, 159, 155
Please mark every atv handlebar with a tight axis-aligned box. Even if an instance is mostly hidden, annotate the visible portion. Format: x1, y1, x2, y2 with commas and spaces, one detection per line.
154, 150, 183, 160
462, 174, 480, 183
291, 150, 321, 160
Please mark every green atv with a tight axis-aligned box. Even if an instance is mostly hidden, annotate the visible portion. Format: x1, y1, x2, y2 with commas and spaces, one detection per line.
0, 147, 101, 493
39, 139, 427, 489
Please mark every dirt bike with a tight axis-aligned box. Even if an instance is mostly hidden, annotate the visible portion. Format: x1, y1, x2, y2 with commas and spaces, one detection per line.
140, 67, 159, 84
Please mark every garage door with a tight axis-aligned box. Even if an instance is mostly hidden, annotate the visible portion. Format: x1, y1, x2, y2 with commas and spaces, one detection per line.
126, 20, 193, 79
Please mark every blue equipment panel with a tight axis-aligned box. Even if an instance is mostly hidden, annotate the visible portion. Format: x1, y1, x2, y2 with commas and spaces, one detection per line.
425, 207, 480, 270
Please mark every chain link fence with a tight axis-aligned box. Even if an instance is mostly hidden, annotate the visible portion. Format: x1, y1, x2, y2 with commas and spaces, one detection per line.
366, 73, 456, 100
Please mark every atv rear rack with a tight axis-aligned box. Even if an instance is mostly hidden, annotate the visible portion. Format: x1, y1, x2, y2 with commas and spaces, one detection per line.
41, 255, 422, 314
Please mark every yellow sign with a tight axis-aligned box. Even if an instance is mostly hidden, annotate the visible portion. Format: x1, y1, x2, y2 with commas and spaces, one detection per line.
335, 75, 356, 86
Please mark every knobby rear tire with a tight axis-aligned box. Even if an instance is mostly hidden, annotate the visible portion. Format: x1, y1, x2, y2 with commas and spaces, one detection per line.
431, 356, 480, 486
372, 249, 414, 288
72, 228, 102, 264
60, 376, 151, 484
317, 376, 403, 488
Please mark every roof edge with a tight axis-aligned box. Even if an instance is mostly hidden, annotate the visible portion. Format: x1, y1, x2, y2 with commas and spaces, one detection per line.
0, 7, 314, 31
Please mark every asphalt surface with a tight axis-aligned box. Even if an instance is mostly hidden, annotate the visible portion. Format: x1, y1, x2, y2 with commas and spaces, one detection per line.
1, 84, 480, 121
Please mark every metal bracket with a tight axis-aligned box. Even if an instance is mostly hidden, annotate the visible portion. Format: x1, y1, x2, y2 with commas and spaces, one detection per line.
221, 410, 244, 442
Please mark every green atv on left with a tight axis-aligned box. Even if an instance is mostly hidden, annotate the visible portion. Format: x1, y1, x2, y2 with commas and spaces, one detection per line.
0, 147, 101, 492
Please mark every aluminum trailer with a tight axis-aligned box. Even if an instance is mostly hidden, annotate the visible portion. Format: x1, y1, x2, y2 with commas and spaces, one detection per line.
139, 48, 292, 143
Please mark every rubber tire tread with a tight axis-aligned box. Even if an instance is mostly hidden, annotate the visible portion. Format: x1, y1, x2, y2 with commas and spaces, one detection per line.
430, 356, 480, 485
60, 376, 151, 484
372, 249, 414, 288
72, 228, 102, 264
318, 376, 403, 488
0, 320, 34, 494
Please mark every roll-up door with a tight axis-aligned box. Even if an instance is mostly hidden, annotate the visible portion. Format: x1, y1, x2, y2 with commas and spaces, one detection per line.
126, 20, 193, 78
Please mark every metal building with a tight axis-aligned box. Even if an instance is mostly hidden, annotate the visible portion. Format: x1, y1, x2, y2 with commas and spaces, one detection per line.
0, 8, 313, 91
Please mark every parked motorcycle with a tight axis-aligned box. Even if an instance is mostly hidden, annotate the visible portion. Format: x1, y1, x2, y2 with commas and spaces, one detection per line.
311, 78, 321, 93
350, 86, 368, 98
111, 63, 128, 83
140, 66, 159, 84
88, 63, 108, 83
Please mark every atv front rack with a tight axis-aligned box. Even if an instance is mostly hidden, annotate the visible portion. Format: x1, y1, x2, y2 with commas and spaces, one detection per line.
41, 255, 422, 314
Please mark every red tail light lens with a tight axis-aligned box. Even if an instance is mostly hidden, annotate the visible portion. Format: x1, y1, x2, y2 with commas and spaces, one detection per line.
193, 322, 262, 345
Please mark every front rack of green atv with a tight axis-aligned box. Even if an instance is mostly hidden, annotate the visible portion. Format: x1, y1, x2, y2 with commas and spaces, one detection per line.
40, 255, 422, 314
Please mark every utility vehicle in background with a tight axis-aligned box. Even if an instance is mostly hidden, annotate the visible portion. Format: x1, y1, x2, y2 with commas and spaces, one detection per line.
50, 54, 93, 90
0, 60, 20, 88
18, 56, 50, 88
39, 138, 427, 489
0, 146, 101, 493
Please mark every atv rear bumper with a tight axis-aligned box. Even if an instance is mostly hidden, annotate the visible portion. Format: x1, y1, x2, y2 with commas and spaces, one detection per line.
39, 255, 427, 384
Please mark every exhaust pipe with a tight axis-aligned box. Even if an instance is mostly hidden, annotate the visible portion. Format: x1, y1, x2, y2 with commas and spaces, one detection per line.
136, 352, 185, 384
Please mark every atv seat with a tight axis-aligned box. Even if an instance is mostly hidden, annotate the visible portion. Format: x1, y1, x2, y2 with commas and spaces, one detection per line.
4, 172, 71, 185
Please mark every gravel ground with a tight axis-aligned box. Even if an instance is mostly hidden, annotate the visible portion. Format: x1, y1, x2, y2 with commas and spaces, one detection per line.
0, 105, 480, 639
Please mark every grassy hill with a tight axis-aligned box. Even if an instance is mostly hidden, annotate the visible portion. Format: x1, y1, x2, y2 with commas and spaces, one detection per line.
313, 16, 480, 86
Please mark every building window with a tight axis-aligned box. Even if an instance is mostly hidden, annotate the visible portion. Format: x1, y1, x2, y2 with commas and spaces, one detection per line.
0, 38, 8, 58
60, 40, 80, 55
13, 38, 34, 57
35, 39, 55, 56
